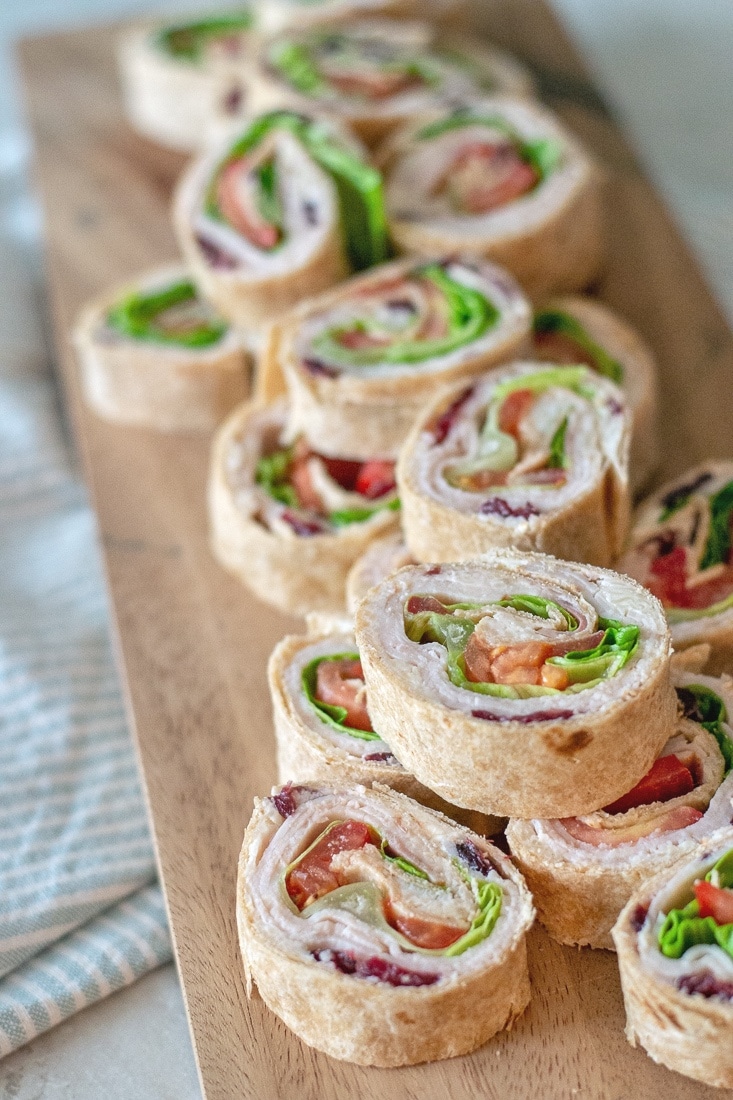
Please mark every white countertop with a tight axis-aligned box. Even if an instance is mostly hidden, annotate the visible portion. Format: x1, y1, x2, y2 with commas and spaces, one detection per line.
0, 1, 731, 1096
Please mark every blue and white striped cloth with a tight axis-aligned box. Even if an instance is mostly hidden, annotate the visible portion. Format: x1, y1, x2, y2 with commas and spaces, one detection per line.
0, 373, 172, 1056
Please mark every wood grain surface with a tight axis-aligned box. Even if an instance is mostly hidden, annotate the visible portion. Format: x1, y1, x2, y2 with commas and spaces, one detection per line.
18, 2, 733, 1097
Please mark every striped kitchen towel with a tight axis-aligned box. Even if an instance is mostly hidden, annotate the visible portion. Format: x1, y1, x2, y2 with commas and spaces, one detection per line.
0, 369, 172, 1056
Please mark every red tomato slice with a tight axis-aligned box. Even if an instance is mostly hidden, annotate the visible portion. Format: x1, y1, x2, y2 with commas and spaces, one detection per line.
354, 460, 396, 500
695, 881, 733, 924
383, 900, 466, 950
450, 142, 538, 215
602, 754, 695, 815
406, 595, 449, 615
337, 328, 387, 351
327, 68, 423, 101
289, 457, 325, 513
320, 456, 362, 491
286, 820, 374, 910
533, 329, 596, 368
315, 658, 372, 732
217, 159, 279, 250
649, 545, 733, 610
498, 388, 534, 438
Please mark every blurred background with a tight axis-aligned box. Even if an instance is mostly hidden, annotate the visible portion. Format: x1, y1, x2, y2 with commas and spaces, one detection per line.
0, 1, 731, 1096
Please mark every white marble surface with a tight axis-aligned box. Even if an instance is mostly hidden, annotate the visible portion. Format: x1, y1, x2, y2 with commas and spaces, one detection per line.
0, 1, 731, 1096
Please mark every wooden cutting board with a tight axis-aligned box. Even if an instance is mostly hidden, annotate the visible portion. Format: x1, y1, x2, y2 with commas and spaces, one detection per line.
18, 3, 733, 1097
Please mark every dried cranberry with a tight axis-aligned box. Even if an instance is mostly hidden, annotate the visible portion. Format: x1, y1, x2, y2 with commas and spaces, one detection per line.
363, 751, 400, 766
302, 357, 339, 378
471, 708, 575, 723
677, 971, 733, 1001
314, 950, 439, 987
280, 510, 326, 537
630, 903, 649, 932
480, 497, 541, 519
455, 839, 494, 876
272, 783, 304, 818
431, 387, 475, 444
195, 234, 238, 270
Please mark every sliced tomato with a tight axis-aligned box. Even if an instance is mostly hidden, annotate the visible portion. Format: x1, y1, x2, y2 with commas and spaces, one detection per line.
602, 754, 696, 815
217, 159, 279, 250
463, 632, 494, 684
534, 329, 595, 368
694, 881, 733, 924
406, 595, 448, 615
498, 388, 535, 438
315, 658, 372, 732
449, 142, 538, 215
320, 456, 362, 491
383, 900, 466, 950
337, 327, 386, 351
488, 641, 554, 687
561, 805, 703, 848
648, 544, 733, 610
354, 460, 396, 500
285, 820, 374, 910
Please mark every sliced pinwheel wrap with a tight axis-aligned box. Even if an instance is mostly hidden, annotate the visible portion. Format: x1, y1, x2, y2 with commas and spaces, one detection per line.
619, 462, 733, 676
612, 836, 733, 1089
533, 296, 660, 492
74, 265, 250, 431
266, 255, 532, 460
209, 398, 400, 615
354, 551, 676, 819
237, 782, 533, 1065
117, 11, 255, 152
270, 629, 502, 834
173, 109, 389, 333
397, 361, 630, 568
346, 533, 413, 614
507, 666, 733, 949
249, 20, 535, 147
380, 97, 604, 297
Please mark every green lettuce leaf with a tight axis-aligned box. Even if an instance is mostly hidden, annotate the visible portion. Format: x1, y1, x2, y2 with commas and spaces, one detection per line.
106, 280, 227, 349
312, 262, 497, 370
254, 446, 298, 508
699, 480, 733, 571
676, 684, 733, 774
301, 653, 381, 741
329, 498, 400, 528
445, 880, 503, 956
658, 847, 733, 960
533, 308, 624, 384
547, 416, 568, 470
155, 12, 252, 63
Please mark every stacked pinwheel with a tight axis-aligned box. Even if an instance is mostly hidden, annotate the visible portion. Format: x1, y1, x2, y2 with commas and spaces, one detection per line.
72, 0, 733, 1084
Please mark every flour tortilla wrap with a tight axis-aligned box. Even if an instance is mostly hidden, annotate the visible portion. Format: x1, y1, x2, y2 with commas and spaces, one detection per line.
354, 551, 676, 819
397, 362, 630, 568
268, 256, 532, 460
237, 782, 533, 1065
74, 264, 250, 431
346, 533, 413, 614
209, 398, 400, 615
380, 97, 604, 297
533, 296, 659, 492
248, 20, 534, 148
619, 462, 733, 676
507, 668, 733, 949
117, 12, 255, 152
270, 630, 502, 834
612, 836, 733, 1089
255, 0, 419, 35
173, 110, 388, 333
